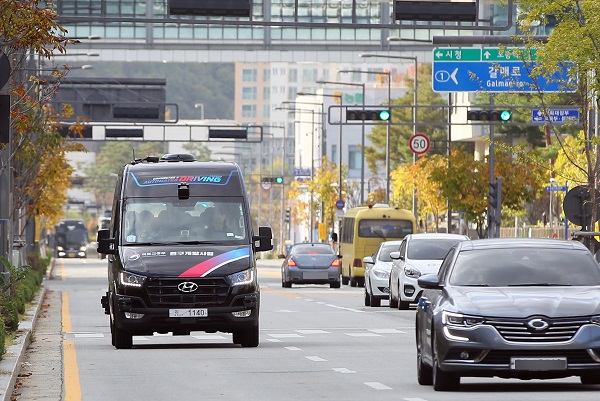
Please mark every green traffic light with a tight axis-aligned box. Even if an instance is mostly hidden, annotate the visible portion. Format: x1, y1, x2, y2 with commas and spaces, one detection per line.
275, 177, 284, 184
379, 110, 391, 121
500, 110, 511, 121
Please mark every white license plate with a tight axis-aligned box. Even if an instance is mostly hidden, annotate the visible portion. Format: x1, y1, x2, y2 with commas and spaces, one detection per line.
169, 308, 208, 318
303, 271, 328, 280
510, 357, 567, 371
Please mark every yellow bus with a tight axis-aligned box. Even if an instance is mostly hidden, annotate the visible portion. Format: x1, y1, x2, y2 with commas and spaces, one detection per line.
339, 204, 417, 287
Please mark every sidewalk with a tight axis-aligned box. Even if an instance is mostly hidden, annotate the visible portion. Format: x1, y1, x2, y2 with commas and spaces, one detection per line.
0, 261, 52, 401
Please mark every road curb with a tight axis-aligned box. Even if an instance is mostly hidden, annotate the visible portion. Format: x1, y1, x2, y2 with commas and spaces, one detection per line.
0, 258, 54, 401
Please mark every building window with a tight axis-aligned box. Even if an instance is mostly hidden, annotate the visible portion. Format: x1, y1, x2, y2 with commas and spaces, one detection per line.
348, 145, 362, 170
242, 69, 257, 82
242, 105, 257, 118
263, 87, 270, 100
263, 69, 270, 82
289, 69, 297, 83
242, 87, 257, 100
263, 105, 271, 118
331, 144, 338, 165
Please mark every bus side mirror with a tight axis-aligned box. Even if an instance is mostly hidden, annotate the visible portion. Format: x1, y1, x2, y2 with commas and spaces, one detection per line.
97, 229, 116, 255
253, 226, 273, 252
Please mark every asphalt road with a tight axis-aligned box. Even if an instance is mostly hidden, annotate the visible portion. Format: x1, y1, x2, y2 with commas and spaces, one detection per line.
10, 257, 600, 401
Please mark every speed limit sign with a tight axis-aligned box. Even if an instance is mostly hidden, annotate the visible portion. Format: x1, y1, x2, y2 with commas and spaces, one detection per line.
409, 134, 430, 155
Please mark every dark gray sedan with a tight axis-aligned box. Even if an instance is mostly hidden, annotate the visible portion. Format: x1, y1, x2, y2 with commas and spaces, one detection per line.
281, 243, 341, 288
415, 238, 600, 391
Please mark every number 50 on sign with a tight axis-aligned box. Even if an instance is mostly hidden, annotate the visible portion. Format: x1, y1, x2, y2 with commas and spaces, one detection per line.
409, 134, 430, 155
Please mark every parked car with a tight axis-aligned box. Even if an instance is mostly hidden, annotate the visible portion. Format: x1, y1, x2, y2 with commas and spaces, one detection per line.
415, 238, 600, 391
362, 240, 402, 307
389, 233, 469, 310
281, 243, 341, 288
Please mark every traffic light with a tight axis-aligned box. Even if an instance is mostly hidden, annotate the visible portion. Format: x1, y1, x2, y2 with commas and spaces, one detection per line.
489, 178, 502, 221
489, 181, 499, 209
346, 109, 391, 121
262, 177, 284, 184
467, 109, 512, 121
284, 208, 291, 223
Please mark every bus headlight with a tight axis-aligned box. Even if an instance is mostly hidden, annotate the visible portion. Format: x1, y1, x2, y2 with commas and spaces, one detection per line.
227, 269, 255, 286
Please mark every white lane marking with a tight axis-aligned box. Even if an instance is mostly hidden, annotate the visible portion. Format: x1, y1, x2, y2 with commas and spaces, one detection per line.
285, 346, 302, 351
369, 329, 406, 334
345, 333, 381, 337
265, 338, 283, 342
315, 302, 365, 313
296, 329, 330, 334
268, 333, 303, 338
191, 335, 229, 340
306, 356, 327, 362
365, 382, 392, 390
304, 298, 314, 302
333, 368, 356, 374
275, 310, 297, 313
73, 333, 104, 338
404, 399, 429, 401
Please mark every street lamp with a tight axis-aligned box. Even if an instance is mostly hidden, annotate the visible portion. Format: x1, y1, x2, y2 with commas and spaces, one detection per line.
276, 105, 323, 242
357, 54, 419, 217
338, 69, 392, 204
296, 91, 343, 163
315, 80, 364, 206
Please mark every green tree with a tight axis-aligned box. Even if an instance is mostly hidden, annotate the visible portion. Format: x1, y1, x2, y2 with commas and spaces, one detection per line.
182, 142, 212, 161
516, 1, 600, 239
1, 0, 86, 232
429, 148, 545, 238
81, 142, 165, 210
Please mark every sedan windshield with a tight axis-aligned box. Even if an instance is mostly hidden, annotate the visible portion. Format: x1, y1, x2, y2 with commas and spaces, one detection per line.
449, 248, 600, 287
378, 243, 400, 262
407, 239, 464, 260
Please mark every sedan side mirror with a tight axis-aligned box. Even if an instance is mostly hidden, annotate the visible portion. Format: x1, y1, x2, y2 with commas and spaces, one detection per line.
390, 251, 400, 260
362, 256, 374, 265
418, 274, 442, 290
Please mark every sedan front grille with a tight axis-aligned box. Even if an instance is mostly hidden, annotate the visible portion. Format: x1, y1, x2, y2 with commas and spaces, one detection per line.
486, 316, 589, 343
482, 349, 596, 365
146, 277, 230, 307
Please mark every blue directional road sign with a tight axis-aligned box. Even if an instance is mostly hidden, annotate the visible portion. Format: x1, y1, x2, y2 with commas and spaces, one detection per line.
545, 185, 568, 192
432, 47, 575, 93
532, 109, 580, 123
433, 61, 571, 93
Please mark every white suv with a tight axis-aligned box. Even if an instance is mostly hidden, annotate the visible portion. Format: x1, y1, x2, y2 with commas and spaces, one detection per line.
389, 233, 469, 310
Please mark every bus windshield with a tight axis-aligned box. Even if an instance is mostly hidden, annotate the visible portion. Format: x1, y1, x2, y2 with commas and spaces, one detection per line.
357, 219, 414, 238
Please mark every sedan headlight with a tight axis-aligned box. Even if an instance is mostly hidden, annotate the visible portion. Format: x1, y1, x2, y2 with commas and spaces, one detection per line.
373, 269, 390, 279
442, 311, 484, 328
227, 268, 255, 286
404, 265, 422, 279
80, 245, 87, 252
57, 246, 64, 251
119, 271, 146, 288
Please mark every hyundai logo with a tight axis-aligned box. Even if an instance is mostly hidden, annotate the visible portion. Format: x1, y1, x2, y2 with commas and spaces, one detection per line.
178, 282, 199, 293
527, 318, 550, 331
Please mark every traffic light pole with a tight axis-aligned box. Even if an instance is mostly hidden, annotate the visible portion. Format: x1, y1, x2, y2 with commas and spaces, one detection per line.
488, 96, 497, 238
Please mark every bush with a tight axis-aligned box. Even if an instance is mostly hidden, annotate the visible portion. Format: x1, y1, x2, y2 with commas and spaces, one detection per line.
0, 294, 19, 332
0, 253, 49, 360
